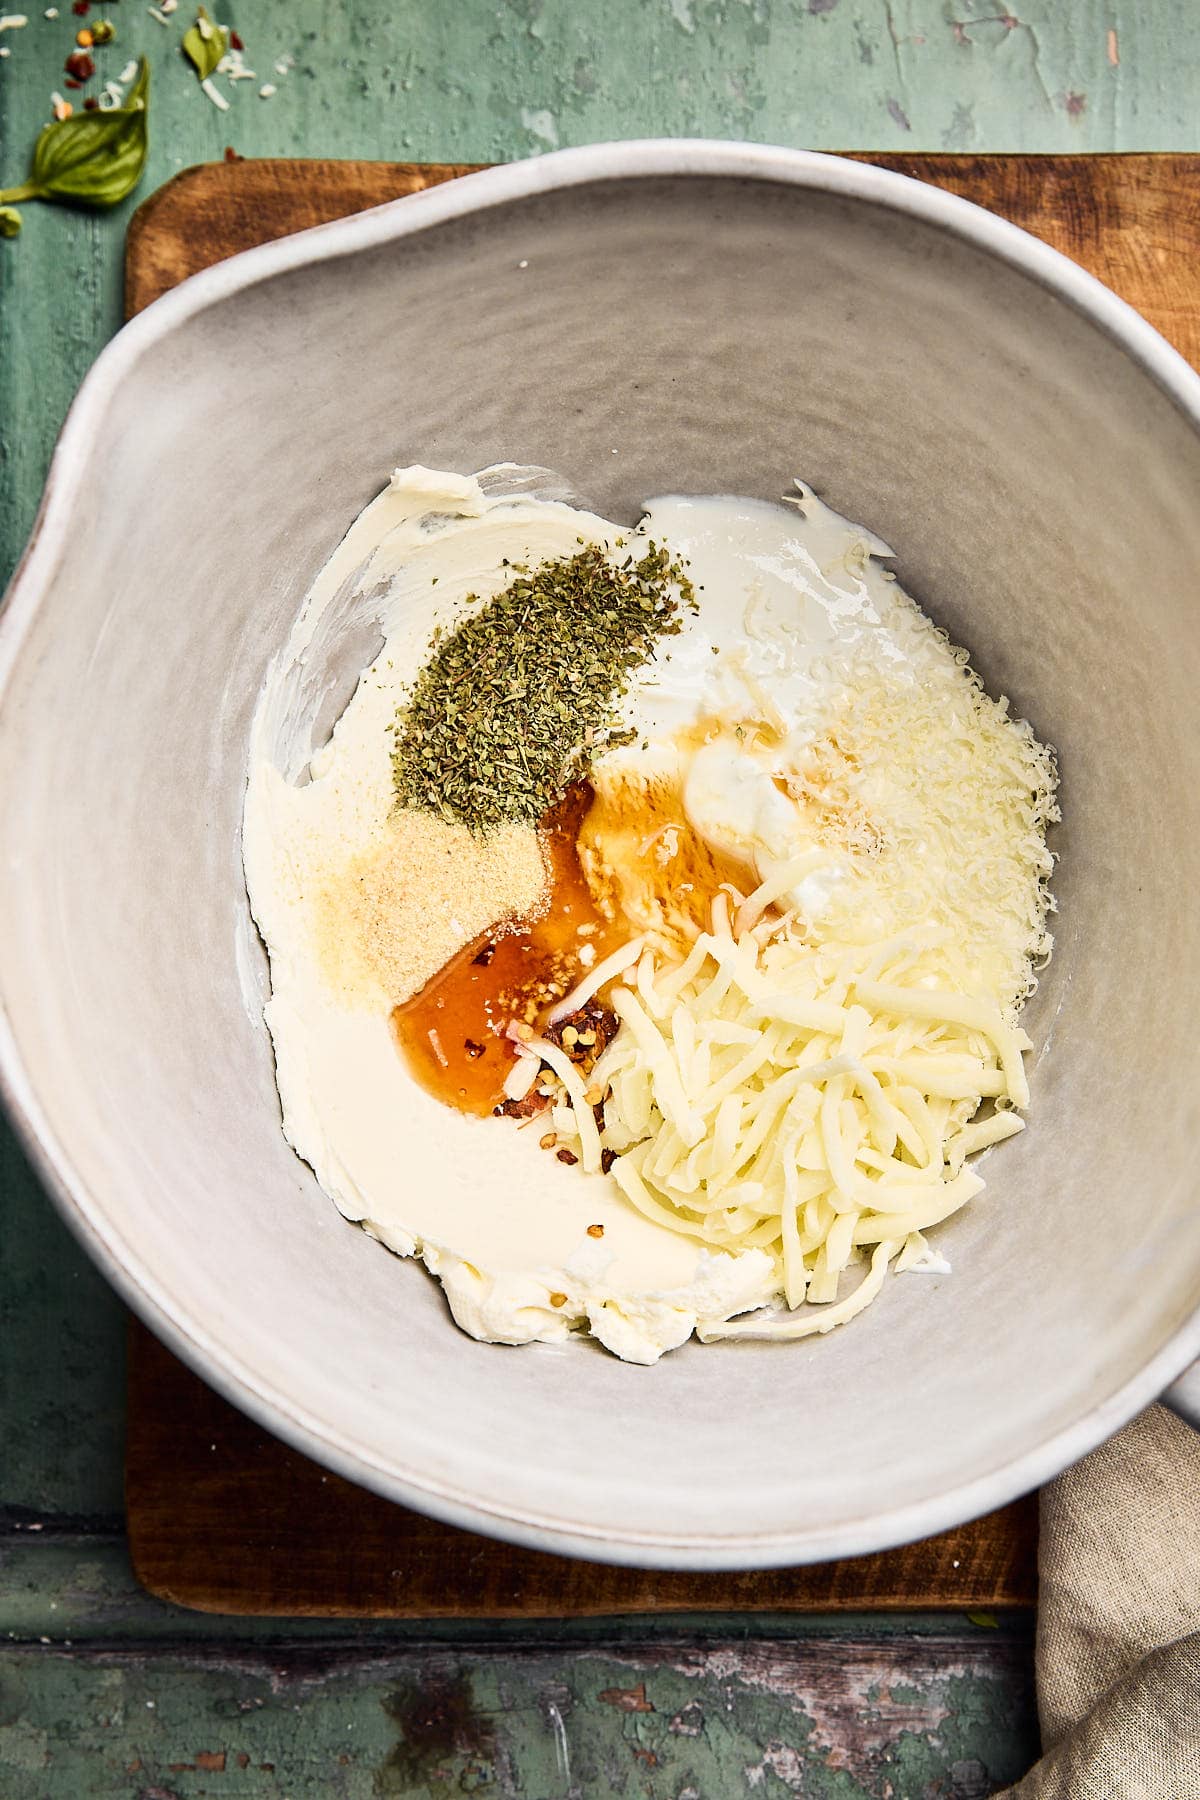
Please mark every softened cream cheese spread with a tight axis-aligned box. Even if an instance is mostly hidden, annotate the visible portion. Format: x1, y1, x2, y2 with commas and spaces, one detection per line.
243, 466, 1056, 1363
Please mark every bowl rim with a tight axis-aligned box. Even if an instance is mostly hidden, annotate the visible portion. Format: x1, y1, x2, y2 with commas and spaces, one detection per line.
3, 138, 1200, 1569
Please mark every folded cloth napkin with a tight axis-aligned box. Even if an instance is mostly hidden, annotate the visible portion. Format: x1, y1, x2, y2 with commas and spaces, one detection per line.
1000, 1404, 1200, 1797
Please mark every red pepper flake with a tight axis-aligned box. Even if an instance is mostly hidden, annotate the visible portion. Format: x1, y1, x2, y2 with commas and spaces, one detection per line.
601, 1148, 617, 1175
229, 27, 243, 49
587, 1222, 605, 1238
65, 50, 95, 79
546, 1003, 618, 1058
72, 0, 90, 12
472, 942, 496, 967
463, 1038, 486, 1060
83, 95, 99, 108
223, 146, 243, 162
556, 1147, 578, 1166
495, 1092, 549, 1121
64, 78, 81, 89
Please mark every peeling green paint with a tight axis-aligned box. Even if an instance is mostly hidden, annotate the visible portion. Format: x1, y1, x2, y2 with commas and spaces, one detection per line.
0, 1638, 1037, 1798
0, 1543, 1039, 1791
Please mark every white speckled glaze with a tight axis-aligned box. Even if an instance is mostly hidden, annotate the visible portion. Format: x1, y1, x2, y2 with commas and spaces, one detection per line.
1, 142, 1198, 1568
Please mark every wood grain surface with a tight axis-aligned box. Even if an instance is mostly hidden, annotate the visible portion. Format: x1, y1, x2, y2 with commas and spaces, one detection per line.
125, 154, 1200, 370
125, 152, 1200, 1619
128, 1318, 1037, 1616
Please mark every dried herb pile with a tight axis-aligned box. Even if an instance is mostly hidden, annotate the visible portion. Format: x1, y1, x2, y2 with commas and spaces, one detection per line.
391, 541, 694, 832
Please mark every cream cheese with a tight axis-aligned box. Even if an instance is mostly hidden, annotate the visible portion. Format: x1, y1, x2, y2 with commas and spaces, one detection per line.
600, 488, 941, 936
244, 465, 1052, 1364
243, 467, 780, 1365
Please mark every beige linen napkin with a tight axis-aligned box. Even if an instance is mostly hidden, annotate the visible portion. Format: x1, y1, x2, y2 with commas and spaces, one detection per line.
1001, 1404, 1200, 1797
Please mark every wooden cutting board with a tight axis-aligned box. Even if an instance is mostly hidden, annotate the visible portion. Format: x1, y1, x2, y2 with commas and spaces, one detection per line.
128, 1315, 1037, 1616
125, 153, 1200, 1617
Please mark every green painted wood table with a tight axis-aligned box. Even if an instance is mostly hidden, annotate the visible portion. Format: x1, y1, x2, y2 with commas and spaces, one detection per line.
2, 3, 1196, 1794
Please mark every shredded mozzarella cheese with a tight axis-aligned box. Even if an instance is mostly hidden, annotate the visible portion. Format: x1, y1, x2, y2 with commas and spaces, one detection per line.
551, 915, 1034, 1339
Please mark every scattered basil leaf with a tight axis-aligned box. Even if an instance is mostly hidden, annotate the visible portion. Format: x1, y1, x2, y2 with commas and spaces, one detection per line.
27, 57, 149, 208
182, 7, 228, 82
0, 206, 22, 239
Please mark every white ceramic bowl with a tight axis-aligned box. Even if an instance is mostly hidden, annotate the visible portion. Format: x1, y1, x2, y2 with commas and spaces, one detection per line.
2, 143, 1199, 1569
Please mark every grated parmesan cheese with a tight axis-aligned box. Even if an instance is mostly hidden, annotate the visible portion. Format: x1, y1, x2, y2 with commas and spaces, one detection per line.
789, 659, 1059, 1018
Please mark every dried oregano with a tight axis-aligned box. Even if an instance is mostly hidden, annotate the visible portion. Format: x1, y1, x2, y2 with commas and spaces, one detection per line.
391, 539, 694, 831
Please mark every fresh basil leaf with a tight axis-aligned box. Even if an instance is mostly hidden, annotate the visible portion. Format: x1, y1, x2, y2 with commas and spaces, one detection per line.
0, 206, 22, 238
28, 57, 149, 208
182, 7, 228, 82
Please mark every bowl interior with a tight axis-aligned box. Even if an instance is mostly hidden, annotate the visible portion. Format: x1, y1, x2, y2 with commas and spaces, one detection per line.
2, 161, 1199, 1563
